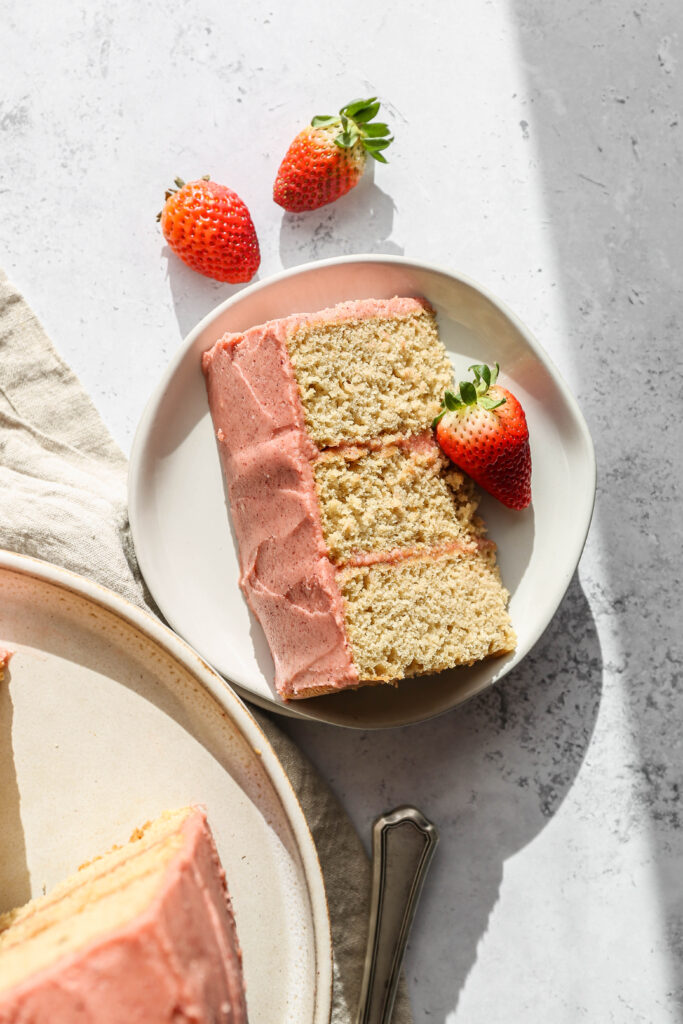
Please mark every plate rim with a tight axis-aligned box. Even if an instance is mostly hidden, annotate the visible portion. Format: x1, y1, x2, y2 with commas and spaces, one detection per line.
0, 547, 333, 1024
128, 253, 597, 728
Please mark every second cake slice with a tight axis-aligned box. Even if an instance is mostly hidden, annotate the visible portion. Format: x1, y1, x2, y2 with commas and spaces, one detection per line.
203, 296, 516, 699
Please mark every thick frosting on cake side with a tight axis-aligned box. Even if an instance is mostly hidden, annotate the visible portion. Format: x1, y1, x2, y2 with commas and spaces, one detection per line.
203, 295, 515, 699
202, 316, 360, 698
0, 808, 247, 1024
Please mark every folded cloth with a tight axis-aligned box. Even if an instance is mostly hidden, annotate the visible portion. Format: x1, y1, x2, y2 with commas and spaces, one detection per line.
0, 269, 411, 1024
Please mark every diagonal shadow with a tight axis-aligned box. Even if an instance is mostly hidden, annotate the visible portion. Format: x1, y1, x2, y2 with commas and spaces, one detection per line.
507, 0, 683, 1013
279, 176, 404, 268
282, 571, 602, 1019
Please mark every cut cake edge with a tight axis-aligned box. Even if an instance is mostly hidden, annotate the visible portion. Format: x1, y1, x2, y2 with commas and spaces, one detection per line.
202, 296, 516, 701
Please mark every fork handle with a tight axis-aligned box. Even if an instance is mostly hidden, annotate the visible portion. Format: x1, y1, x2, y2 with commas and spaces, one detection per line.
356, 806, 439, 1024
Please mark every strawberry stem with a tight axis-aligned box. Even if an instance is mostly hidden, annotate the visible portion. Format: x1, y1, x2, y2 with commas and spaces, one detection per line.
310, 97, 394, 162
157, 175, 211, 221
433, 363, 506, 427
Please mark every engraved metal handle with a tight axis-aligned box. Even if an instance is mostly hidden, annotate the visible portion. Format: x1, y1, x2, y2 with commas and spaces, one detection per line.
356, 806, 439, 1024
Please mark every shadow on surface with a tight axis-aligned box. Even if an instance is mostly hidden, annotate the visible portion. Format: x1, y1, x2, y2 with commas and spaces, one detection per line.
0, 665, 31, 913
283, 572, 602, 1018
166, 249, 252, 340
509, 0, 683, 1012
279, 177, 403, 268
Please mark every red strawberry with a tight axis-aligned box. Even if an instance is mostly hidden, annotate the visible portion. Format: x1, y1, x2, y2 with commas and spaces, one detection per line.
159, 176, 260, 283
273, 98, 393, 212
434, 363, 531, 510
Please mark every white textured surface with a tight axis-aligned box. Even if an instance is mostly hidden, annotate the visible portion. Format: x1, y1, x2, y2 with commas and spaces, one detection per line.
2, 1, 682, 1019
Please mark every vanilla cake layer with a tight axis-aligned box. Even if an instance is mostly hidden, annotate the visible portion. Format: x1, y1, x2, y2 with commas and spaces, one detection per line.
203, 296, 516, 699
286, 302, 452, 445
338, 550, 516, 683
313, 438, 483, 564
0, 807, 247, 1024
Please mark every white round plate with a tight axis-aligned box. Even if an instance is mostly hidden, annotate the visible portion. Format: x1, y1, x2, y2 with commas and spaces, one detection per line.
129, 255, 596, 729
0, 551, 331, 1024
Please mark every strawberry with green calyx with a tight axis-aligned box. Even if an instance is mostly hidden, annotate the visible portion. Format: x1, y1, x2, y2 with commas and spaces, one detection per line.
159, 176, 260, 284
273, 97, 393, 212
433, 363, 531, 510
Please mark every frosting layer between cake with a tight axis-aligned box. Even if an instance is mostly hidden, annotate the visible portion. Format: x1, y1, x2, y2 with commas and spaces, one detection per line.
203, 297, 515, 699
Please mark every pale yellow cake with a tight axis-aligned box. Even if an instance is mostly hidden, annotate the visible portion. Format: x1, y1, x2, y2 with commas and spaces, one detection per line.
203, 296, 516, 698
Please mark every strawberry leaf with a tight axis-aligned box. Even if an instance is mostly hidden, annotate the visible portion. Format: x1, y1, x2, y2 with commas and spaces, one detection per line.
468, 363, 491, 391
459, 381, 478, 405
335, 128, 359, 149
352, 101, 381, 123
362, 122, 391, 137
362, 137, 393, 161
479, 396, 506, 411
443, 390, 462, 411
310, 97, 394, 162
342, 97, 378, 117
490, 362, 500, 386
311, 115, 340, 128
432, 409, 448, 428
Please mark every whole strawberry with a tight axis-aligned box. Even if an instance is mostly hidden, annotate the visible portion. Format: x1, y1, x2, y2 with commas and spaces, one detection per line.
159, 176, 260, 283
434, 363, 531, 510
273, 98, 393, 212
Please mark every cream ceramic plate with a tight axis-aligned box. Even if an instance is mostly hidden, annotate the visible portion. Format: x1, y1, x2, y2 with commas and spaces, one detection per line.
129, 255, 596, 729
0, 551, 331, 1024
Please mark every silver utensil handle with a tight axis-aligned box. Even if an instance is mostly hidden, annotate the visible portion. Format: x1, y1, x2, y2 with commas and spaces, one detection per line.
356, 806, 439, 1024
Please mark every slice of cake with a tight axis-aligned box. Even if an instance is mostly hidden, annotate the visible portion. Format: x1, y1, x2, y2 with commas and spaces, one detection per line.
0, 807, 247, 1023
203, 296, 516, 699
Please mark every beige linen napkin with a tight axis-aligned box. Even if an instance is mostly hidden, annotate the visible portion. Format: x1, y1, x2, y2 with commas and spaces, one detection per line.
0, 269, 411, 1024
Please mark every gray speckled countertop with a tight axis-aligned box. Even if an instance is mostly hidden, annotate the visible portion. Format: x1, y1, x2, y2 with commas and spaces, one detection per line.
2, 1, 682, 1019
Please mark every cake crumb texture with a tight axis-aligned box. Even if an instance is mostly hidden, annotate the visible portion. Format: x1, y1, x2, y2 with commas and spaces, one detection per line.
339, 551, 516, 682
203, 295, 516, 699
287, 308, 452, 446
314, 442, 484, 563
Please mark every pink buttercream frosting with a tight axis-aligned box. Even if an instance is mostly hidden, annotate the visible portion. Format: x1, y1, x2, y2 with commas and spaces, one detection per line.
341, 536, 494, 569
203, 308, 365, 698
202, 297, 433, 699
0, 808, 247, 1024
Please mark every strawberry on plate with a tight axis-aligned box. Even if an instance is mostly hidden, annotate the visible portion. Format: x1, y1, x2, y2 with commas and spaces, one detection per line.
434, 363, 531, 510
273, 97, 393, 212
159, 176, 260, 284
